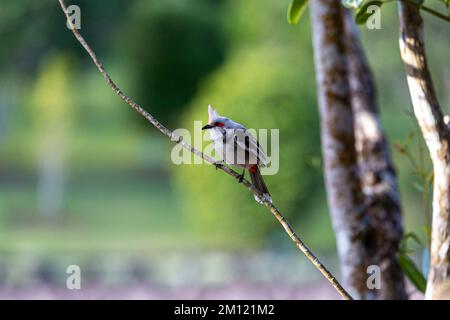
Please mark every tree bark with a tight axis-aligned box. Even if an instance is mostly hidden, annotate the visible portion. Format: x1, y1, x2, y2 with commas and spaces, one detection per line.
310, 1, 408, 299
310, 1, 369, 299
342, 13, 407, 300
398, 2, 450, 299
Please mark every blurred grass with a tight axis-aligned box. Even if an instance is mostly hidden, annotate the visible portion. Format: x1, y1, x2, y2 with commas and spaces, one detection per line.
0, 164, 258, 253
0, 176, 178, 252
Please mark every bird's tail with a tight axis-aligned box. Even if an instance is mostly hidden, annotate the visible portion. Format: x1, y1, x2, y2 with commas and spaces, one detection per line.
249, 167, 272, 204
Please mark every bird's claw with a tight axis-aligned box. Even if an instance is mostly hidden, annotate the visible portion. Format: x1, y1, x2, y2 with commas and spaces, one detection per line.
237, 170, 245, 183
214, 161, 224, 170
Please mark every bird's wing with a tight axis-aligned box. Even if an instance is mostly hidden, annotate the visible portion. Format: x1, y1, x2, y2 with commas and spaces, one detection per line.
254, 139, 268, 166
232, 129, 267, 166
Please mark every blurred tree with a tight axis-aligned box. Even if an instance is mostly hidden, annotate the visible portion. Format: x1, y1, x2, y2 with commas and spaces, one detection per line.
174, 44, 320, 244
223, 0, 302, 50
30, 52, 76, 218
118, 0, 225, 124
0, 0, 130, 74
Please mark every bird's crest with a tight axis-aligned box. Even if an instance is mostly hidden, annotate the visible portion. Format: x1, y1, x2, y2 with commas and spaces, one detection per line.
208, 104, 219, 123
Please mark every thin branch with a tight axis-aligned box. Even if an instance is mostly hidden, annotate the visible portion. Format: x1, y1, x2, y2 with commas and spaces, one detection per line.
401, 0, 450, 23
419, 4, 450, 23
58, 0, 353, 300
370, 0, 450, 23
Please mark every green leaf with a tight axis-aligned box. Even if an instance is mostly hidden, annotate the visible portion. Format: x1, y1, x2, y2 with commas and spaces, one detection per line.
398, 253, 427, 293
355, 1, 383, 25
287, 0, 309, 25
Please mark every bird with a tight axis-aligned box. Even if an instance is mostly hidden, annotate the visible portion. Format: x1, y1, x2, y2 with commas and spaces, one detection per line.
202, 105, 272, 204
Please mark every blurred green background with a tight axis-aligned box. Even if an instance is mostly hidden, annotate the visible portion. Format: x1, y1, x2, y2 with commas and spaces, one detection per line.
0, 0, 449, 298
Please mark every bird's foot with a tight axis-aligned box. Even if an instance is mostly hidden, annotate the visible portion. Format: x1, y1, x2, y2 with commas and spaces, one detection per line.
237, 170, 245, 183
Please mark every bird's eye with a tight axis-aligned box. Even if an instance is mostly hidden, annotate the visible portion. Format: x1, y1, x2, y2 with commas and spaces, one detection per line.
215, 122, 224, 127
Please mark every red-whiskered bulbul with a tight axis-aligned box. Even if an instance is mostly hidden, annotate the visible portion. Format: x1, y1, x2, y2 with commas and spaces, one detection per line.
202, 105, 272, 204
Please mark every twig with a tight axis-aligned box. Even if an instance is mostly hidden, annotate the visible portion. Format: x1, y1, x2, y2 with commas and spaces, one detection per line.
380, 0, 450, 23
401, 0, 450, 23
58, 0, 353, 300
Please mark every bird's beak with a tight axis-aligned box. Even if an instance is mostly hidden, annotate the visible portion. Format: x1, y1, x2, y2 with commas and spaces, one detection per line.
202, 124, 213, 130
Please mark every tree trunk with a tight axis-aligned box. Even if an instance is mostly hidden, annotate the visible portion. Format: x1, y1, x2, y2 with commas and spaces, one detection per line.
398, 2, 450, 299
310, 1, 369, 299
310, 1, 408, 299
342, 12, 407, 300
